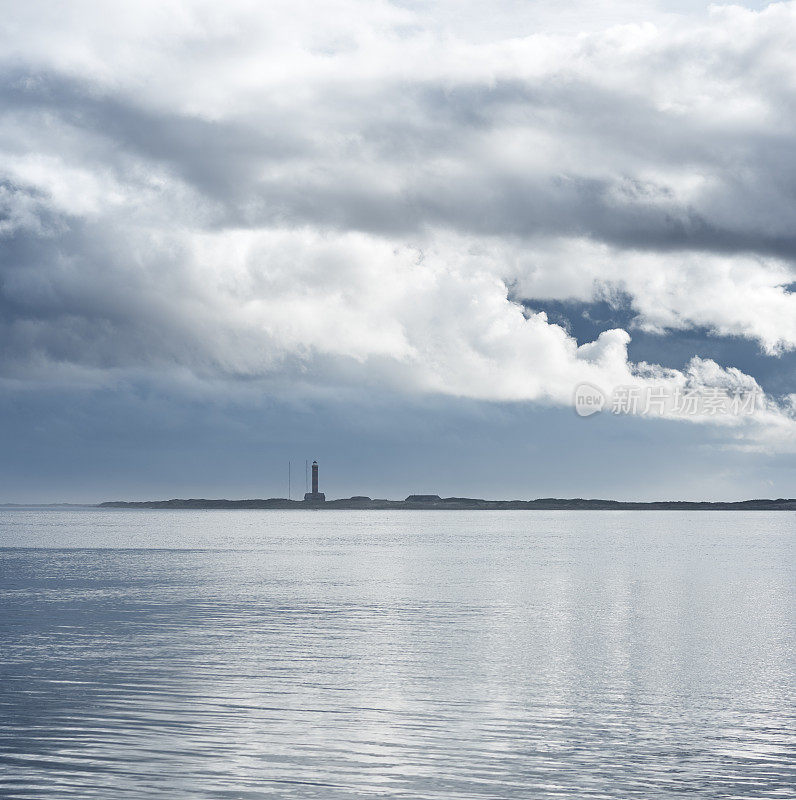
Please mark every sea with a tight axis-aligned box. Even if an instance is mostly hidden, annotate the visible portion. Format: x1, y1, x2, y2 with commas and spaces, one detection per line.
0, 509, 793, 799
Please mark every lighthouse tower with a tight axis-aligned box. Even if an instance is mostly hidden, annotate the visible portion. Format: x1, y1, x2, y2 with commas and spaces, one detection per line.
304, 460, 326, 502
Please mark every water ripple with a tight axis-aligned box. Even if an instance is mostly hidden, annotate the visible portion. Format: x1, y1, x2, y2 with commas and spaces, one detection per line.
1, 510, 794, 798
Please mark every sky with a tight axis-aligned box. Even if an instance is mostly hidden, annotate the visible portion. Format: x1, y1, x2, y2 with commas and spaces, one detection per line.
1, 0, 795, 502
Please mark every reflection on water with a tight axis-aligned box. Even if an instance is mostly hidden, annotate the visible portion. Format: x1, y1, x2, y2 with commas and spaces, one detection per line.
0, 510, 794, 798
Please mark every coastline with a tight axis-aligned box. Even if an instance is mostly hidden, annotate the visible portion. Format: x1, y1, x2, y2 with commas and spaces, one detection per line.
97, 497, 796, 510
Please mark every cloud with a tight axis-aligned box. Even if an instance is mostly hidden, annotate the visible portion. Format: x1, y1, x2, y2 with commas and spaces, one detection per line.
507, 238, 796, 354
0, 0, 794, 449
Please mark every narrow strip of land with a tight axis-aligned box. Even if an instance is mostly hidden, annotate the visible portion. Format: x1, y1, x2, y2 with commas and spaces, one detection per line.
98, 496, 795, 510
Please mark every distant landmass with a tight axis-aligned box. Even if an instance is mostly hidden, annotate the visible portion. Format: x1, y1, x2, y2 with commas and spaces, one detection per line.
0, 503, 95, 508
98, 496, 796, 510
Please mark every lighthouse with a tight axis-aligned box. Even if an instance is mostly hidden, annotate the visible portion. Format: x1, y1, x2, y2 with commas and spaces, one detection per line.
304, 460, 326, 502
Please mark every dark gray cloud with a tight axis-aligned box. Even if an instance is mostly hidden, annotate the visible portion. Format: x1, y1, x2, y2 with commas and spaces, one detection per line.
1, 71, 306, 202
0, 0, 794, 483
4, 66, 796, 259
2, 379, 792, 503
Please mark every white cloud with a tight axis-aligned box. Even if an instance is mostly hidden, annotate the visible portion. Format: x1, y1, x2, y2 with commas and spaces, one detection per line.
508, 238, 796, 353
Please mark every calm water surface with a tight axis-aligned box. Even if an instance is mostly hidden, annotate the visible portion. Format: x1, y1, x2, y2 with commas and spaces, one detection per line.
0, 510, 794, 798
